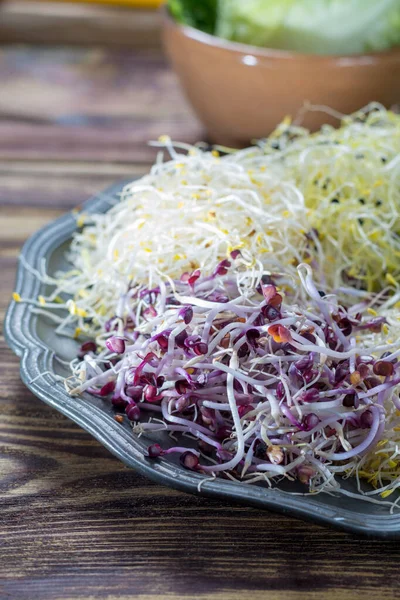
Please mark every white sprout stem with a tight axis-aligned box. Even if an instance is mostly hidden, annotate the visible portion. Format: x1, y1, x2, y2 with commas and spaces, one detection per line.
318, 406, 383, 461
202, 353, 245, 473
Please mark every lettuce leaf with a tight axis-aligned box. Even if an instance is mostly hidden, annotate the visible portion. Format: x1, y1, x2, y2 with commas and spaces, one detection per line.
216, 0, 400, 55
168, 0, 218, 35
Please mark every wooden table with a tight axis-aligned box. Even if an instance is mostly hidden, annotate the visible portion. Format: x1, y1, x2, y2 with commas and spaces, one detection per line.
1, 43, 400, 600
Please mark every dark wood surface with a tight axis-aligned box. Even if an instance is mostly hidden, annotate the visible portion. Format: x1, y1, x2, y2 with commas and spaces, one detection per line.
0, 2, 163, 47
1, 44, 400, 600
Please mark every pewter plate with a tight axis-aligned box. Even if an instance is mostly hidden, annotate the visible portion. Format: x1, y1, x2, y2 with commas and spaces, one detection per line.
5, 182, 400, 537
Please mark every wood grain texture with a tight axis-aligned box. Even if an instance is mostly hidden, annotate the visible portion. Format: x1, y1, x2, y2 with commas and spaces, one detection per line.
0, 1, 162, 47
0, 46, 203, 162
1, 44, 400, 600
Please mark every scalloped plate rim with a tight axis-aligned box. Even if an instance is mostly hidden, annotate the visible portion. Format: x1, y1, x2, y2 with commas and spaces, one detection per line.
5, 181, 400, 538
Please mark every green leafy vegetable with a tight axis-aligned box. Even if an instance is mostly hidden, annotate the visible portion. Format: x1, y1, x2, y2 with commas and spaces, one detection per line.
167, 0, 218, 35
216, 0, 400, 55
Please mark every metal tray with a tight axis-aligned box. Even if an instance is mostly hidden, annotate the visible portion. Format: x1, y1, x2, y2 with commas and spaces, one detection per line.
5, 182, 400, 537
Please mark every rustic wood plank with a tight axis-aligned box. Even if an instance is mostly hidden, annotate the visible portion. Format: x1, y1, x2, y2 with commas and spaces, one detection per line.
0, 1, 162, 47
0, 161, 146, 208
0, 46, 204, 162
0, 122, 203, 162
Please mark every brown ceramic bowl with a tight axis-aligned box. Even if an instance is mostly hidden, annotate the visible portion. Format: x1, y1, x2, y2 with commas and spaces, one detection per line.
163, 10, 400, 146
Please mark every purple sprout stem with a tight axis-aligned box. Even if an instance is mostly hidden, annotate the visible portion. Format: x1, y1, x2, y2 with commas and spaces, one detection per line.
163, 447, 200, 456
320, 406, 384, 460
280, 403, 304, 430
358, 378, 400, 400
161, 399, 212, 436
139, 402, 162, 412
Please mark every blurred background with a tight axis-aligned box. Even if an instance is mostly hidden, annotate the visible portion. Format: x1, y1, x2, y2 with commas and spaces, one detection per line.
0, 0, 202, 188
0, 0, 399, 206
0, 0, 399, 181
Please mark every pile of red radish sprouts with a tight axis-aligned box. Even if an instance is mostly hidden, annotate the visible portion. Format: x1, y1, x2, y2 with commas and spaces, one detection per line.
66, 259, 400, 504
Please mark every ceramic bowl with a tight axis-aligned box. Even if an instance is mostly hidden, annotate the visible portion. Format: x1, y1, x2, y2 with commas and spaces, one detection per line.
163, 11, 400, 146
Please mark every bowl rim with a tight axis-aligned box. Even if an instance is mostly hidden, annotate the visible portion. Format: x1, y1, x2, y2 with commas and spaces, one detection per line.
162, 5, 400, 63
